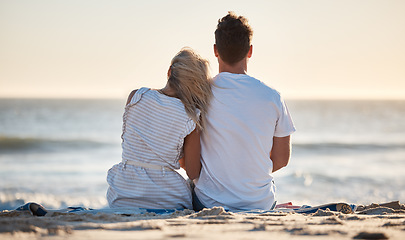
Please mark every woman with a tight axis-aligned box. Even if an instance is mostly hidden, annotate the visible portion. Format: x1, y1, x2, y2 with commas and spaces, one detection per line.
107, 48, 211, 209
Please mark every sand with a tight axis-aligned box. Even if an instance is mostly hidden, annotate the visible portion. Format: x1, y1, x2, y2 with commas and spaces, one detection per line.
1, 201, 405, 240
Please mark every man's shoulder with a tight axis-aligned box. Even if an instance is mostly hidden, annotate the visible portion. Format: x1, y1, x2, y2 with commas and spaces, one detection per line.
213, 73, 283, 103
243, 75, 282, 101
215, 73, 279, 91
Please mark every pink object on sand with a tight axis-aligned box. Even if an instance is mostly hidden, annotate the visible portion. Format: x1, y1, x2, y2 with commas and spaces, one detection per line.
275, 202, 301, 209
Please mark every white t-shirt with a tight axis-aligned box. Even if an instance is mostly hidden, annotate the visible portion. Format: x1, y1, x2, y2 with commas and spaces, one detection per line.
194, 72, 295, 211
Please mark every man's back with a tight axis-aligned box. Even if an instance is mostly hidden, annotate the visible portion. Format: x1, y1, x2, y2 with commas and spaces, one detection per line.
194, 72, 295, 211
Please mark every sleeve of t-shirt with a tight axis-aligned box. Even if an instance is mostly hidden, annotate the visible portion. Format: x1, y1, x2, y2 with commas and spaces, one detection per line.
182, 109, 201, 138
274, 96, 296, 137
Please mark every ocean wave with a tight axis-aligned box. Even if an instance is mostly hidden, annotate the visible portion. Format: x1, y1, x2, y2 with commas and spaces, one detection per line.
275, 171, 405, 205
2, 136, 403, 154
0, 192, 108, 211
0, 136, 117, 153
293, 142, 405, 150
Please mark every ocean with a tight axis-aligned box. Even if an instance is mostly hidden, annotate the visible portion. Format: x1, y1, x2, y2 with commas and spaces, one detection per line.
0, 98, 404, 211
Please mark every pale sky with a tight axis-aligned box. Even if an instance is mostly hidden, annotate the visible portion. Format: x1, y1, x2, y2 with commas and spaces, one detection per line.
1, 0, 404, 99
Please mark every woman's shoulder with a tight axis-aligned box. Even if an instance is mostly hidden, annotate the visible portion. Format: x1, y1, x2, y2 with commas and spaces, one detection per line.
126, 88, 152, 105
126, 89, 138, 105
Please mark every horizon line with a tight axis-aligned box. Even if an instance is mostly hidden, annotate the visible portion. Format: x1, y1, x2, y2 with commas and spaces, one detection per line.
1, 96, 405, 101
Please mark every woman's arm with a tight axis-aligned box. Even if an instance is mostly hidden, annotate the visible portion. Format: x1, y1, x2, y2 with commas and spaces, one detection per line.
183, 128, 201, 180
270, 135, 291, 173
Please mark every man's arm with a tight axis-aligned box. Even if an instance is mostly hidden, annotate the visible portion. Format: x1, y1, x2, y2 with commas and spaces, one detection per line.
182, 128, 202, 180
270, 135, 291, 173
179, 157, 186, 169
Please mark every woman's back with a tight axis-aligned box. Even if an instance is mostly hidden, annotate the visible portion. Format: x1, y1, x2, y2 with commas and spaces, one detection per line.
107, 88, 197, 209
122, 88, 197, 168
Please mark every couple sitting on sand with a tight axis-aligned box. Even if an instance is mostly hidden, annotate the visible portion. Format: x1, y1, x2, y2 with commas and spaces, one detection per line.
106, 12, 295, 212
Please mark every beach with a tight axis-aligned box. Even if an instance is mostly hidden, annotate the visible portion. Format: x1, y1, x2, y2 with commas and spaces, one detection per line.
1, 99, 404, 239
1, 202, 405, 239
1, 99, 404, 210
2, 1, 405, 238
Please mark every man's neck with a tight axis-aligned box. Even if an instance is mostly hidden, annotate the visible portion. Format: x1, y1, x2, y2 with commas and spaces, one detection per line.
218, 58, 248, 75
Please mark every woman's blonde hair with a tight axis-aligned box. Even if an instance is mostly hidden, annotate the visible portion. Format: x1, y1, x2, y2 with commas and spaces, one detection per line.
168, 47, 212, 130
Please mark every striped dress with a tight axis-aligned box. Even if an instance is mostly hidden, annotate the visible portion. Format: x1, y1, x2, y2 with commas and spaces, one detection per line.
107, 88, 198, 209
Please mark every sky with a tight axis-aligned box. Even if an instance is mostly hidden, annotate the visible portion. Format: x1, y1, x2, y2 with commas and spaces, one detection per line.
1, 0, 404, 99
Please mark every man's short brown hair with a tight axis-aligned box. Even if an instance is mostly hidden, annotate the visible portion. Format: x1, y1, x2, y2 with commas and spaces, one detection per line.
215, 12, 253, 65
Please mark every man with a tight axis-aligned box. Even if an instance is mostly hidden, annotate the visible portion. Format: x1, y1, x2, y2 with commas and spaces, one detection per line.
193, 12, 295, 211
